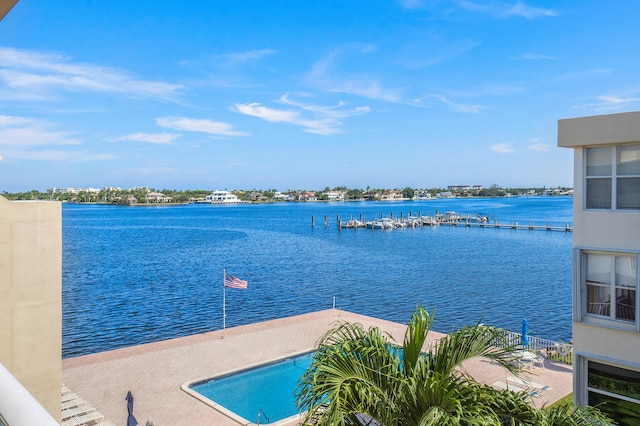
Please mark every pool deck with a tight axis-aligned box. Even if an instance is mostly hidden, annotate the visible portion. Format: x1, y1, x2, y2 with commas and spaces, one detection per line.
62, 309, 573, 425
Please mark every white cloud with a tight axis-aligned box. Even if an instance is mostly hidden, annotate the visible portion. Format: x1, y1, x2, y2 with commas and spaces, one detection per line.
456, 1, 557, 19
0, 47, 182, 101
279, 93, 370, 118
413, 94, 484, 113
156, 116, 249, 137
503, 2, 557, 19
490, 143, 515, 153
0, 115, 34, 126
0, 115, 81, 147
235, 93, 369, 135
528, 139, 550, 151
3, 149, 117, 162
234, 102, 341, 135
516, 53, 558, 61
573, 94, 640, 113
306, 44, 404, 103
112, 132, 181, 145
211, 49, 277, 66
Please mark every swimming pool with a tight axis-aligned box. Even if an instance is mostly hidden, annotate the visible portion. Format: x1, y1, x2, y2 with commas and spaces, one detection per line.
184, 352, 314, 425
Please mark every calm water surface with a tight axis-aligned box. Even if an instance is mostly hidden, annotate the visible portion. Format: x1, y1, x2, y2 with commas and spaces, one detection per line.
63, 197, 574, 358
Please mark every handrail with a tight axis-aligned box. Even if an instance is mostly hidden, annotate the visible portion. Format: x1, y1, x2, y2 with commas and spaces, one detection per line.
0, 363, 59, 425
495, 331, 573, 365
257, 408, 270, 425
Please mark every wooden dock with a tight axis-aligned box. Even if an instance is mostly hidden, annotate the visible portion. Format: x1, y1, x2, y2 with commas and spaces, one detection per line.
312, 212, 572, 232
441, 221, 572, 232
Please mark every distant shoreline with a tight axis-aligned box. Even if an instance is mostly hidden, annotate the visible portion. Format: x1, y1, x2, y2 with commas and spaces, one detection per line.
60, 194, 572, 207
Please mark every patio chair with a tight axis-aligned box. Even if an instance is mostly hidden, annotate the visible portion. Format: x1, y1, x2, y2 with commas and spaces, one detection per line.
531, 350, 546, 369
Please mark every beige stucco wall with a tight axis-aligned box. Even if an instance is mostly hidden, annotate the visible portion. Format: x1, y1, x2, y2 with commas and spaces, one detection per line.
573, 323, 640, 368
0, 195, 62, 421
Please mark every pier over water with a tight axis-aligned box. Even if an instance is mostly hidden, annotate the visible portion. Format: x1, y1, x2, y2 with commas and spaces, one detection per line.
312, 211, 573, 232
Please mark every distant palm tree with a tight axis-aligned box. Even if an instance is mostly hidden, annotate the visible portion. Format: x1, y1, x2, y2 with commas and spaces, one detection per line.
295, 307, 611, 426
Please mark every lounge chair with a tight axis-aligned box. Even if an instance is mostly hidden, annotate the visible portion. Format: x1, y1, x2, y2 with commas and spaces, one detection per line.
61, 410, 104, 426
61, 405, 95, 422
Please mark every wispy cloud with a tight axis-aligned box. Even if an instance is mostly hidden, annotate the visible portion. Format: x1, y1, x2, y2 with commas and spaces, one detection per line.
179, 49, 278, 89
490, 143, 515, 153
413, 93, 484, 113
573, 94, 640, 113
225, 161, 247, 169
112, 132, 182, 145
554, 68, 611, 82
279, 93, 370, 118
3, 149, 117, 162
398, 39, 480, 69
235, 93, 370, 135
234, 102, 341, 135
156, 116, 249, 137
0, 115, 81, 147
0, 47, 182, 101
210, 49, 277, 66
397, 0, 423, 10
127, 166, 178, 176
306, 44, 404, 103
528, 138, 549, 151
516, 53, 558, 61
456, 1, 557, 19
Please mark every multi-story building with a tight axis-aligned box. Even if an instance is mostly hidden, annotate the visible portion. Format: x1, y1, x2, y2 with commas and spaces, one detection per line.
0, 196, 61, 423
558, 111, 640, 424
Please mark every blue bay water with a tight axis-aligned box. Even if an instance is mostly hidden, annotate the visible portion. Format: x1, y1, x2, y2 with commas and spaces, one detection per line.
62, 196, 574, 358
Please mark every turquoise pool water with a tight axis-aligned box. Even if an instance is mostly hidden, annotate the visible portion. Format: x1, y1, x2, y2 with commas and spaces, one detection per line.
189, 352, 314, 424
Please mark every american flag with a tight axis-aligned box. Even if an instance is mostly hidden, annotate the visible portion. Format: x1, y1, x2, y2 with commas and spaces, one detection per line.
224, 273, 248, 289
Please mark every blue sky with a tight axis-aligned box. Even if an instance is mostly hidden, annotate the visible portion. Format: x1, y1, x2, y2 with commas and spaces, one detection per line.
1, 1, 639, 192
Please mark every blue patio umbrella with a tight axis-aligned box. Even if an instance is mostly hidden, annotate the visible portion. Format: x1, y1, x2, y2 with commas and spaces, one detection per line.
521, 319, 529, 347
126, 391, 138, 426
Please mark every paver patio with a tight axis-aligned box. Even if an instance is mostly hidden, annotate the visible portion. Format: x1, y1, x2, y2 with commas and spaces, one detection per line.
62, 309, 572, 425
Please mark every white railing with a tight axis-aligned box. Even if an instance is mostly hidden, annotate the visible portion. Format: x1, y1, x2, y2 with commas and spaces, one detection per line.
499, 331, 573, 365
0, 363, 59, 425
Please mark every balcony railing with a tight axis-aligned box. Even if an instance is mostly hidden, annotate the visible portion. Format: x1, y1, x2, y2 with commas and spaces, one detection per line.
0, 363, 59, 425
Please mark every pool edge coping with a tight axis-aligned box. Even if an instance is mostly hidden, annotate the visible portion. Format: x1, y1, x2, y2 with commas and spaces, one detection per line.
181, 349, 315, 425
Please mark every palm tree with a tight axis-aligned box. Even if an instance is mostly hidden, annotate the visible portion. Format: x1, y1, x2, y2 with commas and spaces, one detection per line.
295, 307, 611, 426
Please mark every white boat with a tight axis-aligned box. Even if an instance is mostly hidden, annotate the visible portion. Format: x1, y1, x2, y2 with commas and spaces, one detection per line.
206, 190, 240, 204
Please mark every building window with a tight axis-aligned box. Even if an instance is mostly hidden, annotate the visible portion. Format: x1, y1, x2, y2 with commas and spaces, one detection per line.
584, 252, 637, 323
586, 144, 640, 210
587, 360, 640, 426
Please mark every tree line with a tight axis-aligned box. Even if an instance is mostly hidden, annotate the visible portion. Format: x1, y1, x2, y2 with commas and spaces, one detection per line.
1, 185, 572, 203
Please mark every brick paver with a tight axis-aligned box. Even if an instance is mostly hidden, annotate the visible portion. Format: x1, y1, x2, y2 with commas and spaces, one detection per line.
62, 309, 571, 425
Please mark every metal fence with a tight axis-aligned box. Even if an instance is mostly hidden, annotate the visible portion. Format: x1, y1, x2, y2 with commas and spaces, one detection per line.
498, 331, 573, 365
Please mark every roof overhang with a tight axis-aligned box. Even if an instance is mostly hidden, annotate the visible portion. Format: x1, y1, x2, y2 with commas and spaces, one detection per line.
0, 0, 18, 21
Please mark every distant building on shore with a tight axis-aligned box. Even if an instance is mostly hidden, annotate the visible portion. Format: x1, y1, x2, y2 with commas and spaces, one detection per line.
47, 187, 101, 195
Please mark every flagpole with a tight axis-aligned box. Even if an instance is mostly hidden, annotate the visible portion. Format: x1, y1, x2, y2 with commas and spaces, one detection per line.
223, 268, 226, 338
